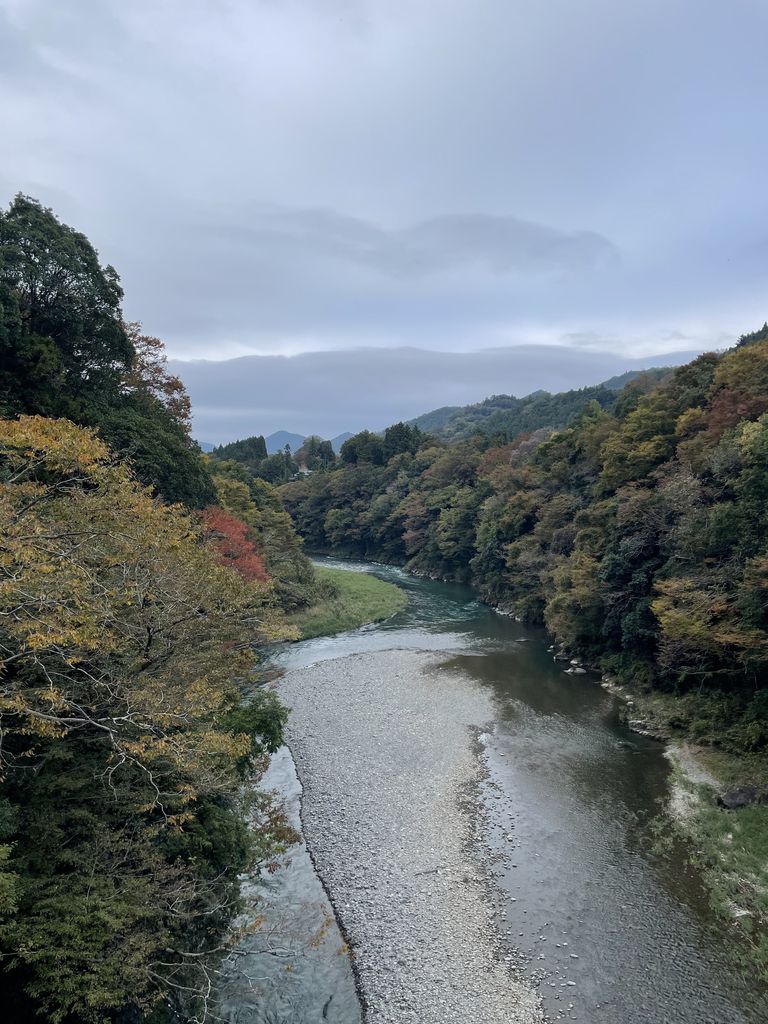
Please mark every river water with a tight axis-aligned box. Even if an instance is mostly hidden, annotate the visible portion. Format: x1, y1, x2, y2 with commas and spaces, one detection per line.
222, 558, 768, 1024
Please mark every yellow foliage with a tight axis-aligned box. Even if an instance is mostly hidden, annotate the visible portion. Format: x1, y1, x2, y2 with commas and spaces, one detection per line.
0, 416, 290, 802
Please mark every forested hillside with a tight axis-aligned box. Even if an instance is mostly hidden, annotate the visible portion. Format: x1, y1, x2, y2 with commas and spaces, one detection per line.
281, 330, 768, 751
410, 367, 672, 442
0, 196, 318, 1023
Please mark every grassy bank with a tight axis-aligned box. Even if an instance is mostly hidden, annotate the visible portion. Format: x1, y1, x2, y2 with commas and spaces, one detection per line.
289, 566, 407, 640
666, 752, 768, 977
615, 685, 768, 976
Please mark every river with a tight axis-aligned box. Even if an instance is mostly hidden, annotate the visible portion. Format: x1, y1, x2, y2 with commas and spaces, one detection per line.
219, 558, 768, 1023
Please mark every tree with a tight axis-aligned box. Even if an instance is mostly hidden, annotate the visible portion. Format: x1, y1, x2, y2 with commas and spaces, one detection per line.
382, 422, 422, 460
211, 434, 269, 471
210, 461, 316, 611
278, 329, 768, 752
200, 506, 269, 582
256, 447, 299, 484
0, 194, 132, 415
0, 195, 216, 509
95, 398, 217, 508
124, 322, 192, 433
295, 435, 336, 470
340, 430, 384, 465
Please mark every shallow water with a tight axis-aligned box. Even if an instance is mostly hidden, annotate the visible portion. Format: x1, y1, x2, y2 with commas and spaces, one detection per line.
227, 558, 768, 1023
216, 747, 361, 1024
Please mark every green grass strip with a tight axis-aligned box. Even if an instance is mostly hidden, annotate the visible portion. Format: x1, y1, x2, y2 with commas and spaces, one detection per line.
289, 566, 407, 640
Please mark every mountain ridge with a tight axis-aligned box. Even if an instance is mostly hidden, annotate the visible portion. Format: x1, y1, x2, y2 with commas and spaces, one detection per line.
409, 367, 673, 441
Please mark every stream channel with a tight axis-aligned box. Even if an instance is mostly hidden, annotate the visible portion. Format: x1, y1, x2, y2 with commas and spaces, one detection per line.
218, 558, 768, 1024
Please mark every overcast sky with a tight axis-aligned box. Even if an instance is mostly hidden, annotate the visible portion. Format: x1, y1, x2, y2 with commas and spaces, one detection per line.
2, 1, 767, 439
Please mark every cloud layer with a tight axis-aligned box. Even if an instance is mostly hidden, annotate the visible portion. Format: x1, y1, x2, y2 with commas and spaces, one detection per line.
216, 207, 617, 279
172, 345, 700, 444
1, 0, 766, 367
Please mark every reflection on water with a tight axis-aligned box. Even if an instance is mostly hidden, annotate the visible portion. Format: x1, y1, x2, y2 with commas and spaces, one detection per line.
231, 557, 768, 1023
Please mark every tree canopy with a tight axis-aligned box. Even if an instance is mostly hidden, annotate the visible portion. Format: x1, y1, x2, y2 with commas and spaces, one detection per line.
0, 195, 216, 508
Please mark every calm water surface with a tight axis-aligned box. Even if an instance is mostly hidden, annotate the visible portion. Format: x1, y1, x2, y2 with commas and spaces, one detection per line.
224, 558, 768, 1024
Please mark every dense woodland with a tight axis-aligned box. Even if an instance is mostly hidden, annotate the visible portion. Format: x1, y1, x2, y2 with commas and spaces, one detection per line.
0, 195, 320, 1023
279, 330, 768, 754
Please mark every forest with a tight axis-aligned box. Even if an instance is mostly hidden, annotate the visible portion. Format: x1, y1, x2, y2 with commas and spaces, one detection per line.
279, 330, 768, 754
0, 195, 321, 1023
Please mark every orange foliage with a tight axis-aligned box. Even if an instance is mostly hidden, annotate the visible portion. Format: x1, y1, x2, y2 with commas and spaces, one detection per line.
201, 506, 269, 581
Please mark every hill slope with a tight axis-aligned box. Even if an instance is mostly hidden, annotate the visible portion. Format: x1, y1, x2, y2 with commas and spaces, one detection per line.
411, 368, 672, 442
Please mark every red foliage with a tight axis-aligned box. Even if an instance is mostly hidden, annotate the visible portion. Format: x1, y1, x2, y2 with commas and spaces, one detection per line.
200, 507, 269, 582
478, 443, 517, 477
707, 389, 768, 440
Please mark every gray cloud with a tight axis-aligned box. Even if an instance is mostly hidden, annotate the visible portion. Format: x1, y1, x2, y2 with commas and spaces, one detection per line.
213, 207, 617, 279
172, 345, 700, 444
1, 0, 766, 366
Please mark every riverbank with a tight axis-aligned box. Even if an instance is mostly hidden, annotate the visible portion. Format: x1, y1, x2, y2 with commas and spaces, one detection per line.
288, 565, 407, 640
278, 648, 543, 1024
602, 678, 768, 977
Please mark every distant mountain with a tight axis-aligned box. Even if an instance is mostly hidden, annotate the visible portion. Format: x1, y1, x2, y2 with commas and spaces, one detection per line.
330, 432, 354, 453
409, 367, 676, 443
263, 430, 354, 454
265, 430, 307, 454
203, 429, 353, 456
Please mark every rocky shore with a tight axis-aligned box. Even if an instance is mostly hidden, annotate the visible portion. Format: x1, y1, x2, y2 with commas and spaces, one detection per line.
278, 649, 543, 1024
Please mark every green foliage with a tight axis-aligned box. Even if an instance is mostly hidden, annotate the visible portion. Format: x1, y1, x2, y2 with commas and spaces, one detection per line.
97, 397, 216, 507
0, 193, 304, 1024
736, 322, 768, 349
0, 194, 131, 415
340, 429, 385, 465
296, 435, 336, 469
212, 433, 268, 469
254, 447, 300, 484
336, 422, 423, 467
220, 690, 289, 764
382, 422, 424, 460
210, 433, 340, 481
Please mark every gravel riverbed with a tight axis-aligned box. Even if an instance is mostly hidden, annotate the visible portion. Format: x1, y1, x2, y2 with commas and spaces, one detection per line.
278, 649, 543, 1024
